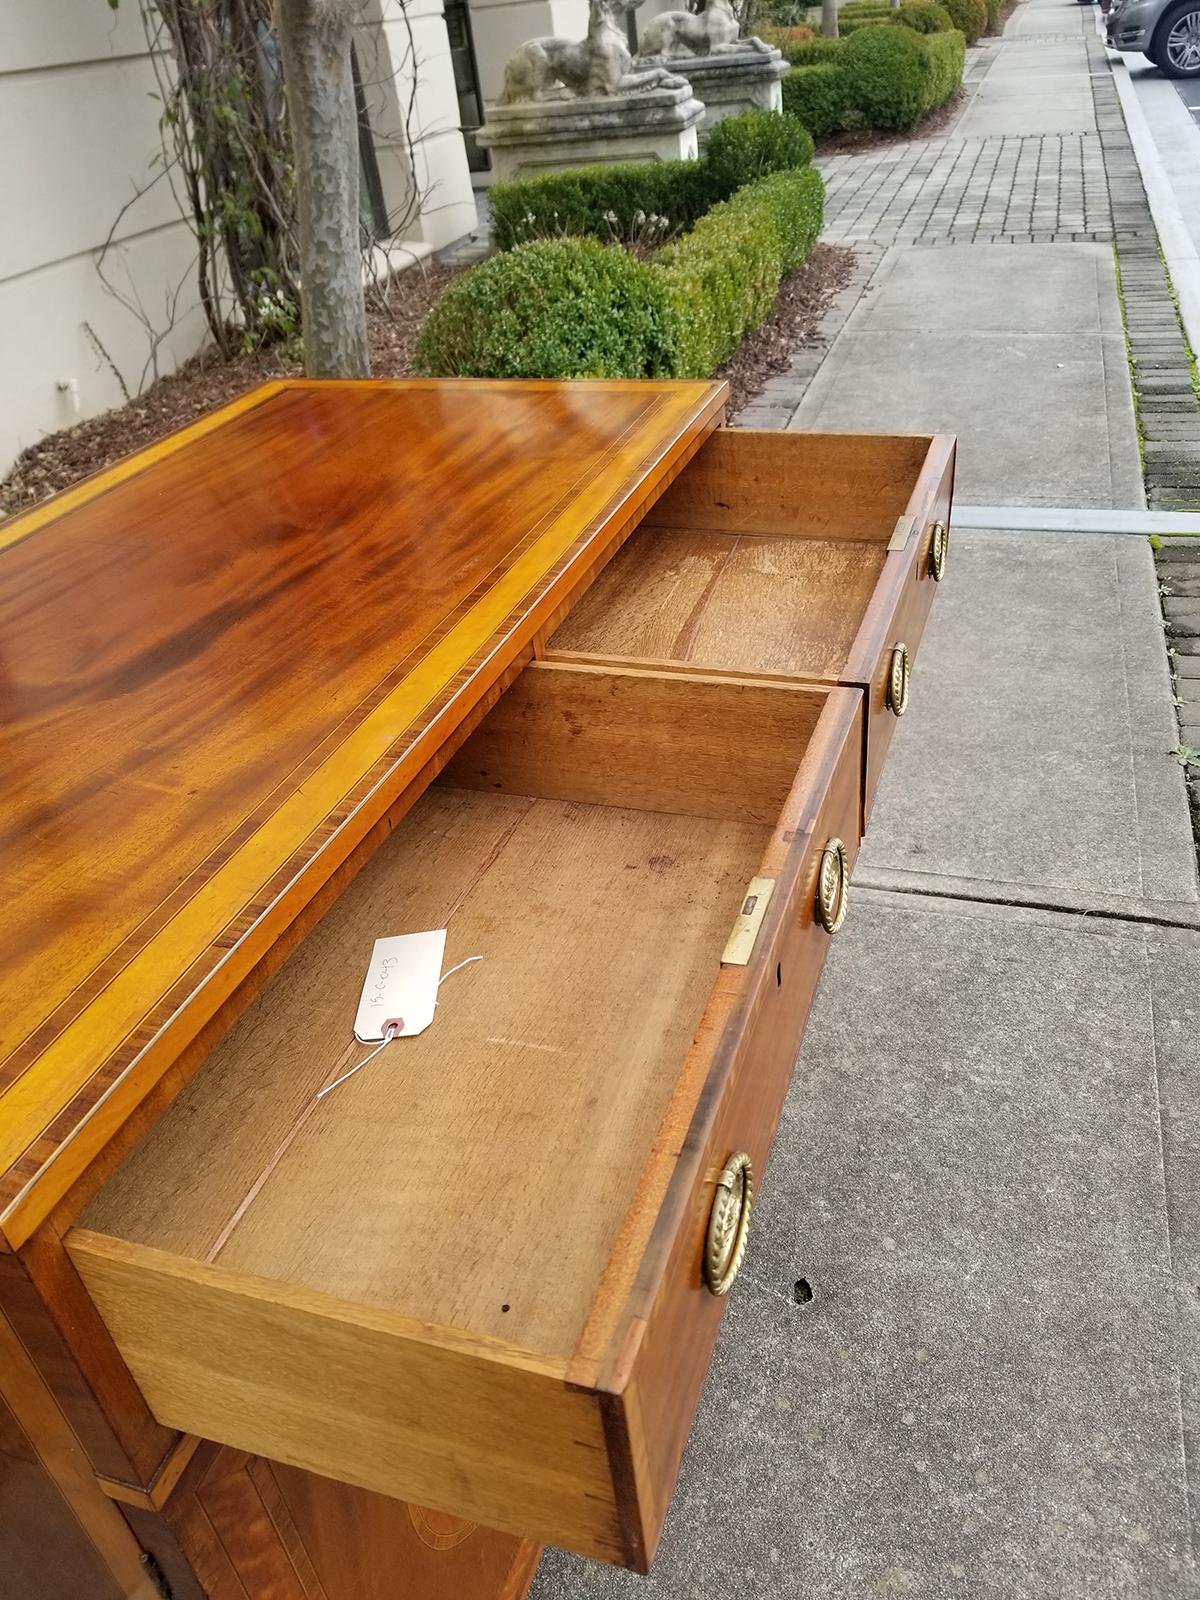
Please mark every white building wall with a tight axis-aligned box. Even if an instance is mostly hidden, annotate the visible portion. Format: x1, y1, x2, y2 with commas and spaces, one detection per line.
0, 2, 208, 473
358, 0, 478, 246
2, 0, 478, 477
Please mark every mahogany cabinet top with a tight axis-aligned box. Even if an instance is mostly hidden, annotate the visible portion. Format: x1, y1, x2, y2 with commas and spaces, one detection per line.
0, 376, 726, 1244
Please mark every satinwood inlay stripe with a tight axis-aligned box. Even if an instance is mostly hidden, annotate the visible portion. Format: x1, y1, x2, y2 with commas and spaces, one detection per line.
0, 379, 726, 1240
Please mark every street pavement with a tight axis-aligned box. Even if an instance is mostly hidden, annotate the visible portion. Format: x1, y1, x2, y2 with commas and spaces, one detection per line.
531, 0, 1200, 1594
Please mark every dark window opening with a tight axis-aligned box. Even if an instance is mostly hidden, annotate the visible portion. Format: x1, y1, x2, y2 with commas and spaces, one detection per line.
444, 0, 491, 173
352, 42, 391, 239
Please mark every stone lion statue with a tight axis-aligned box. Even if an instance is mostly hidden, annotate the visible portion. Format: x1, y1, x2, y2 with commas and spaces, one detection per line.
499, 0, 685, 101
638, 0, 774, 58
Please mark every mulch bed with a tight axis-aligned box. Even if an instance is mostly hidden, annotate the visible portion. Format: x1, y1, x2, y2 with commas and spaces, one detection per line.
0, 262, 466, 519
0, 245, 851, 517
720, 242, 855, 417
817, 88, 967, 155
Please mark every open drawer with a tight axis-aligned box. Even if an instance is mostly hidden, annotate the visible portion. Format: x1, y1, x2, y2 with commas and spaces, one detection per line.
548, 428, 956, 824
66, 660, 860, 1571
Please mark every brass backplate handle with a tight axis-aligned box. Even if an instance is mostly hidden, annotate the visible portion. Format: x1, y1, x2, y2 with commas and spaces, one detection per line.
887, 642, 911, 717
817, 836, 849, 934
704, 1151, 754, 1296
929, 519, 949, 581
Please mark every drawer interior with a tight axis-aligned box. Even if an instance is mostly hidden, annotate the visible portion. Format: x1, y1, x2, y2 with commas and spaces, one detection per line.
550, 428, 932, 678
76, 662, 834, 1364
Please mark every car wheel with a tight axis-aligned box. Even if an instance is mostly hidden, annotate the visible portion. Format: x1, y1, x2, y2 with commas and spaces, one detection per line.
1153, 1, 1200, 75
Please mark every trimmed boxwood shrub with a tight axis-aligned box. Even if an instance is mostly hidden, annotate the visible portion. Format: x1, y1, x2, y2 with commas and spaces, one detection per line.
705, 109, 815, 192
488, 160, 716, 253
761, 22, 816, 48
414, 237, 674, 378
982, 0, 1002, 26
488, 110, 814, 252
782, 62, 852, 136
839, 23, 927, 130
657, 166, 824, 375
839, 13, 897, 32
942, 0, 987, 40
416, 166, 825, 381
746, 165, 826, 271
774, 33, 845, 64
838, 0, 892, 20
897, 0, 954, 30
783, 16, 964, 134
920, 27, 966, 109
658, 204, 783, 378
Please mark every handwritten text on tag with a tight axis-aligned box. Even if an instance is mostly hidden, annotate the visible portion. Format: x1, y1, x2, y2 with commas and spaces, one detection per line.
353, 930, 447, 1042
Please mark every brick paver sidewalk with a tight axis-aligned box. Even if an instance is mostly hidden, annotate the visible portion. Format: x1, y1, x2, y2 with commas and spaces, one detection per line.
821, 132, 1112, 245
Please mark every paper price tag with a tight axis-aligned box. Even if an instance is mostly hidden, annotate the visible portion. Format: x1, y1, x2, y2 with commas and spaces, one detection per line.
354, 930, 447, 1042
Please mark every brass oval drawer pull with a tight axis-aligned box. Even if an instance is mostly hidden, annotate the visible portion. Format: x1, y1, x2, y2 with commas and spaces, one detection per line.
704, 1151, 754, 1296
928, 519, 949, 581
887, 642, 910, 717
817, 835, 849, 934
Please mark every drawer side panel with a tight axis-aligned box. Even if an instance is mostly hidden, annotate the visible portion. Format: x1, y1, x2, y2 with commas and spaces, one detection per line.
844, 434, 957, 822
601, 689, 864, 1565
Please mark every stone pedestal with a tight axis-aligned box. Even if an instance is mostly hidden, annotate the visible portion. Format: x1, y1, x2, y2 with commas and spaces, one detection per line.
658, 47, 789, 136
476, 80, 705, 182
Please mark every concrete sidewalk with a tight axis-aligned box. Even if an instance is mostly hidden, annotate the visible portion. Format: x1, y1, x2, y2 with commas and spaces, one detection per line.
789, 242, 1143, 507
532, 0, 1200, 1594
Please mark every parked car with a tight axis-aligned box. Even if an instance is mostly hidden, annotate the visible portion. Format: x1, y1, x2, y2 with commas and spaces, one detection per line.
1106, 0, 1200, 75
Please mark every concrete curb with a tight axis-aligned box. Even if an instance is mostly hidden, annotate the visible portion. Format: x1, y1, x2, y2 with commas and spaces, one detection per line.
954, 503, 1200, 533
1104, 44, 1200, 362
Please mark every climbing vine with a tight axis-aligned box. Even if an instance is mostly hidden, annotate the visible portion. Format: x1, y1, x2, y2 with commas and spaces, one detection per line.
101, 0, 299, 361
101, 0, 429, 378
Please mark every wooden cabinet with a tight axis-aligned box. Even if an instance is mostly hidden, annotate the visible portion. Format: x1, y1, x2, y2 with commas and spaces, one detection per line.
0, 381, 953, 1599
68, 664, 862, 1570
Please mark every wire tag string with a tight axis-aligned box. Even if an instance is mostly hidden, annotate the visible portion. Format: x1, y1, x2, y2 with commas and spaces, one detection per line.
204, 955, 483, 1265
316, 955, 481, 1100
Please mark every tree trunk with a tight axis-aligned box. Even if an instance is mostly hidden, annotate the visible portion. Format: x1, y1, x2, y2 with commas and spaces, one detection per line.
275, 0, 369, 377
821, 0, 839, 36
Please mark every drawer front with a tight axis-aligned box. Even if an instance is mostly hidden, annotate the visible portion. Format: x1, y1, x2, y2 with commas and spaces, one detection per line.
67, 1227, 631, 1564
602, 687, 864, 1569
846, 437, 956, 823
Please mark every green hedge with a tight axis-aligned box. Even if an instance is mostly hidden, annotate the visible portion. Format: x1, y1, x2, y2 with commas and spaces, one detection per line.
489, 109, 813, 252
822, 0, 955, 33
747, 166, 826, 271
488, 160, 715, 253
783, 17, 965, 135
920, 27, 966, 109
837, 1, 891, 20
839, 13, 897, 33
896, 1, 954, 30
413, 237, 674, 379
941, 0, 987, 40
415, 166, 825, 381
774, 32, 845, 64
820, 0, 989, 40
782, 63, 852, 136
839, 23, 927, 128
658, 165, 825, 374
705, 108, 815, 192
